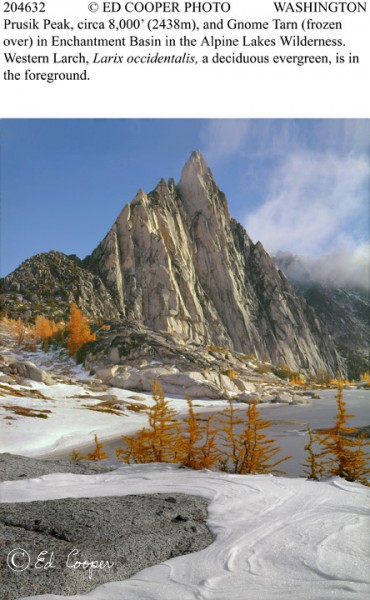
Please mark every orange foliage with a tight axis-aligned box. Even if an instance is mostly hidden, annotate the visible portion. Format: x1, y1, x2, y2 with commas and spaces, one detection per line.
198, 416, 220, 469
67, 303, 96, 356
148, 380, 182, 462
2, 316, 27, 346
302, 427, 325, 480
180, 398, 204, 469
237, 401, 290, 475
116, 380, 181, 464
360, 371, 370, 384
217, 399, 290, 475
71, 434, 108, 462
291, 375, 306, 386
15, 319, 26, 345
180, 399, 220, 470
34, 315, 57, 349
218, 399, 243, 473
225, 369, 238, 380
116, 385, 289, 475
116, 383, 220, 469
316, 376, 370, 483
1, 316, 39, 349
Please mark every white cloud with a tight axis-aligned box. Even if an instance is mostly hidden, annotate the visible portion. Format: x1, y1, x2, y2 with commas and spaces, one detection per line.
200, 120, 251, 163
245, 151, 369, 258
313, 244, 370, 289
200, 120, 370, 288
311, 119, 370, 155
275, 245, 370, 290
200, 119, 370, 164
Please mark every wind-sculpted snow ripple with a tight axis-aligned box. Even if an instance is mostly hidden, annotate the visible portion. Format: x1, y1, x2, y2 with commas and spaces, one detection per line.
0, 464, 369, 600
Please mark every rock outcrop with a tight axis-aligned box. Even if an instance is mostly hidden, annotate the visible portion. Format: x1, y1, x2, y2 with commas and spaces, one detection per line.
8, 360, 55, 385
1, 152, 342, 376
0, 453, 114, 482
82, 321, 311, 402
0, 251, 120, 322
85, 152, 339, 375
1, 489, 213, 600
301, 285, 369, 379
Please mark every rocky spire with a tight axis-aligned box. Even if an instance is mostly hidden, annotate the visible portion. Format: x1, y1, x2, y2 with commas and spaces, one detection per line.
81, 152, 339, 375
178, 150, 229, 222
180, 150, 210, 180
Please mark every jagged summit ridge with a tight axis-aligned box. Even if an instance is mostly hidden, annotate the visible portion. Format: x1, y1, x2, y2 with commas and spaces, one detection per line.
84, 152, 339, 375
0, 152, 341, 375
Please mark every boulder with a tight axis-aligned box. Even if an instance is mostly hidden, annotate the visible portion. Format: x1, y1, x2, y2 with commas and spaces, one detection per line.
291, 395, 311, 405
237, 391, 255, 404
109, 366, 177, 392
8, 361, 54, 385
94, 365, 119, 382
219, 374, 240, 394
109, 367, 225, 399
184, 383, 222, 399
273, 392, 294, 404
260, 393, 276, 403
160, 371, 206, 387
231, 378, 256, 393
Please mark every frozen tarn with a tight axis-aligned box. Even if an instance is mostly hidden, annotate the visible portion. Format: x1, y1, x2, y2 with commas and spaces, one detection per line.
1, 463, 369, 600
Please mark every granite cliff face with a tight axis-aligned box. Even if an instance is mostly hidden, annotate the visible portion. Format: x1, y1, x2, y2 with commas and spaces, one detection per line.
84, 152, 339, 375
1, 152, 342, 375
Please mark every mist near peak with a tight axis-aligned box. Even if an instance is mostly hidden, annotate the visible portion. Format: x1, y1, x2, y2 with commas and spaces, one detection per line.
274, 246, 370, 291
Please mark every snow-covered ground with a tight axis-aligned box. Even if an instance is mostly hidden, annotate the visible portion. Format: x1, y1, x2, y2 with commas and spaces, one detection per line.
2, 375, 369, 478
1, 463, 369, 600
0, 379, 151, 457
1, 341, 370, 600
0, 377, 229, 458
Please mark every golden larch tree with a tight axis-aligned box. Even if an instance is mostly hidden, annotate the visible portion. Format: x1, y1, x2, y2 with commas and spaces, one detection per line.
116, 380, 182, 464
149, 380, 182, 462
71, 434, 108, 462
180, 398, 204, 470
15, 319, 26, 346
34, 315, 57, 349
217, 399, 244, 473
317, 376, 370, 483
199, 416, 221, 470
302, 427, 325, 480
180, 398, 220, 470
238, 400, 290, 475
67, 302, 96, 356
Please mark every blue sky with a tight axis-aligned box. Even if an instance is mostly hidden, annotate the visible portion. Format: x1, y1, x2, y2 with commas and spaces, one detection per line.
1, 119, 369, 287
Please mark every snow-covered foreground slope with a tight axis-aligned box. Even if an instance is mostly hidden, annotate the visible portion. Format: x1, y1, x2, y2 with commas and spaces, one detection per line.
0, 379, 227, 458
1, 464, 369, 600
0, 380, 151, 457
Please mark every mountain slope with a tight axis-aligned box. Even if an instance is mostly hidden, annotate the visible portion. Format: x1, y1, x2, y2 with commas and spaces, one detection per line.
300, 285, 369, 379
0, 251, 120, 322
274, 252, 369, 379
84, 151, 339, 375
